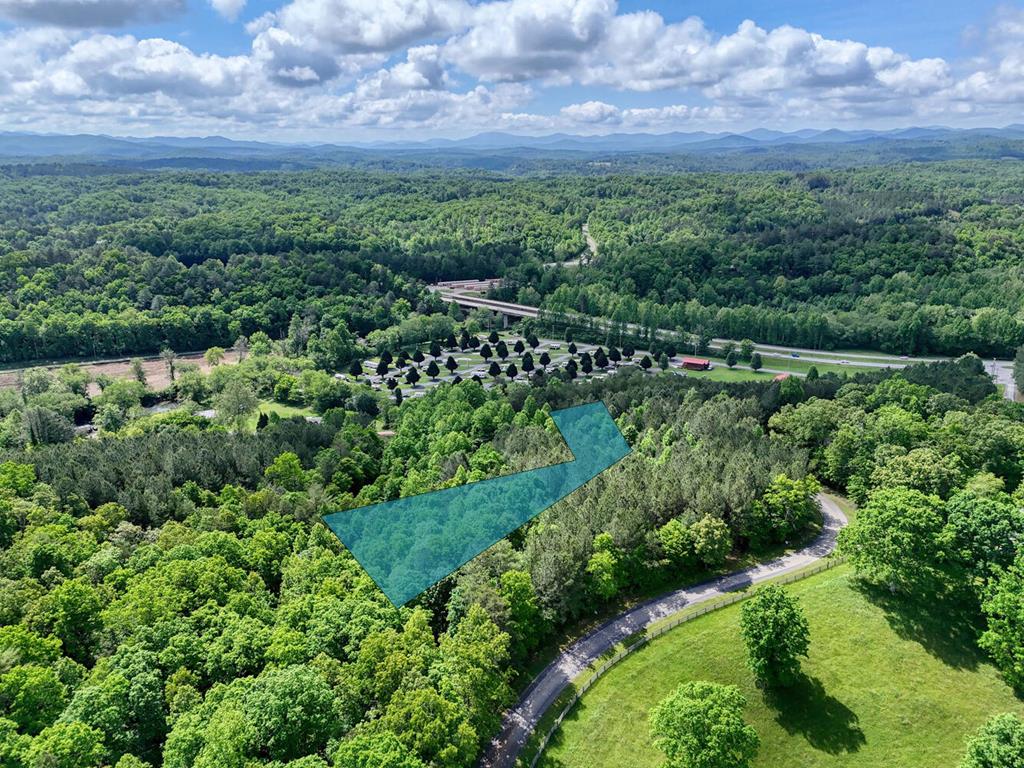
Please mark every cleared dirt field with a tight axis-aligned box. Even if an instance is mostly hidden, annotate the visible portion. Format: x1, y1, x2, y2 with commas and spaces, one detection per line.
0, 350, 240, 394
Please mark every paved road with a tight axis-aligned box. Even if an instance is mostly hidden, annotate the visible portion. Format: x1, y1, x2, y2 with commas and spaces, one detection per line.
582, 222, 598, 260
480, 493, 849, 768
544, 223, 596, 269
434, 289, 1017, 402
990, 359, 1018, 402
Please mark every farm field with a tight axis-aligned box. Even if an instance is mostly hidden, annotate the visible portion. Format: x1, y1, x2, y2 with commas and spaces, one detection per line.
539, 564, 1024, 768
0, 349, 240, 394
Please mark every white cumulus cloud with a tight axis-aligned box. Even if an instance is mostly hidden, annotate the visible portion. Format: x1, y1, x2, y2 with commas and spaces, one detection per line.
445, 0, 616, 82
560, 100, 619, 123
0, 1, 1023, 138
208, 0, 245, 21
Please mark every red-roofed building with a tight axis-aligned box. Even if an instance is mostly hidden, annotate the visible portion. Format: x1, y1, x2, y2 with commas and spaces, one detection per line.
682, 357, 711, 371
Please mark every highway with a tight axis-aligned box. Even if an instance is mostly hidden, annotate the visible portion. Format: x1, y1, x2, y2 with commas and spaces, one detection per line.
432, 284, 1017, 399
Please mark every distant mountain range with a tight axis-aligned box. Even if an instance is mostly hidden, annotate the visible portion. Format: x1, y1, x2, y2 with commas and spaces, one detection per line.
350, 125, 1024, 152
2, 125, 1023, 172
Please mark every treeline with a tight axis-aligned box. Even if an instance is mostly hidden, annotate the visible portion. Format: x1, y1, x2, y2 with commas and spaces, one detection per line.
0, 247, 427, 363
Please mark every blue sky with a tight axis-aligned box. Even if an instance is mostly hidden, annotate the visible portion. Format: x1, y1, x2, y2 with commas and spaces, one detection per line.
635, 1, 984, 59
66, 0, 994, 60
0, 0, 1021, 139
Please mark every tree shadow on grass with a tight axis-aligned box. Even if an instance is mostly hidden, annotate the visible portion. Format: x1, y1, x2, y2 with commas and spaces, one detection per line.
764, 674, 866, 755
852, 580, 984, 670
532, 709, 571, 768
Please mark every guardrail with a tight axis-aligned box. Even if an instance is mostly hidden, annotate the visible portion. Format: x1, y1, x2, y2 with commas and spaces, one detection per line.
526, 555, 846, 768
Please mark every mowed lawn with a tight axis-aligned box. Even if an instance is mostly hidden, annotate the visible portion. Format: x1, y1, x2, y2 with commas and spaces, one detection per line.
539, 565, 1023, 768
243, 400, 315, 430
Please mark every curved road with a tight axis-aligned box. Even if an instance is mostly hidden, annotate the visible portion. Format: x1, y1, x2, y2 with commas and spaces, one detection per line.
480, 493, 849, 768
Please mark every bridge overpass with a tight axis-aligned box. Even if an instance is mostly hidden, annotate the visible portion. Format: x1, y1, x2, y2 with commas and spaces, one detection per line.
430, 282, 1018, 400
431, 284, 540, 326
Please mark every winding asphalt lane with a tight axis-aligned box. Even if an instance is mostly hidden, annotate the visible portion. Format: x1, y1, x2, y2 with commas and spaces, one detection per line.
480, 493, 849, 768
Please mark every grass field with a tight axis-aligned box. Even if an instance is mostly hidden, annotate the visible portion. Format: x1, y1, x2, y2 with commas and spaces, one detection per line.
672, 357, 872, 383
244, 400, 315, 430
675, 366, 769, 383
539, 564, 1023, 768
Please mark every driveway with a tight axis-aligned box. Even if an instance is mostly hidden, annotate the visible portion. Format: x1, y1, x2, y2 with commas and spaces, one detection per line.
480, 493, 849, 768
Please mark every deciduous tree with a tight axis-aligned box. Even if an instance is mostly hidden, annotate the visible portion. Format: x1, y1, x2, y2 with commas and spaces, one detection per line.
739, 585, 810, 688
649, 681, 759, 768
838, 487, 946, 592
959, 712, 1024, 768
215, 379, 259, 431
979, 553, 1024, 691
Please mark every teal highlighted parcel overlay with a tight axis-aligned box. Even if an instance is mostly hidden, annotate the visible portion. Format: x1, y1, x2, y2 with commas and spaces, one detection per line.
323, 402, 631, 606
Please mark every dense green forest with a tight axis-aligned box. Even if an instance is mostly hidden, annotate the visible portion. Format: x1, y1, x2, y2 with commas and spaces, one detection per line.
1, 162, 1023, 768
514, 163, 1024, 356
1, 323, 1023, 767
2, 162, 1023, 364
0, 345, 827, 768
